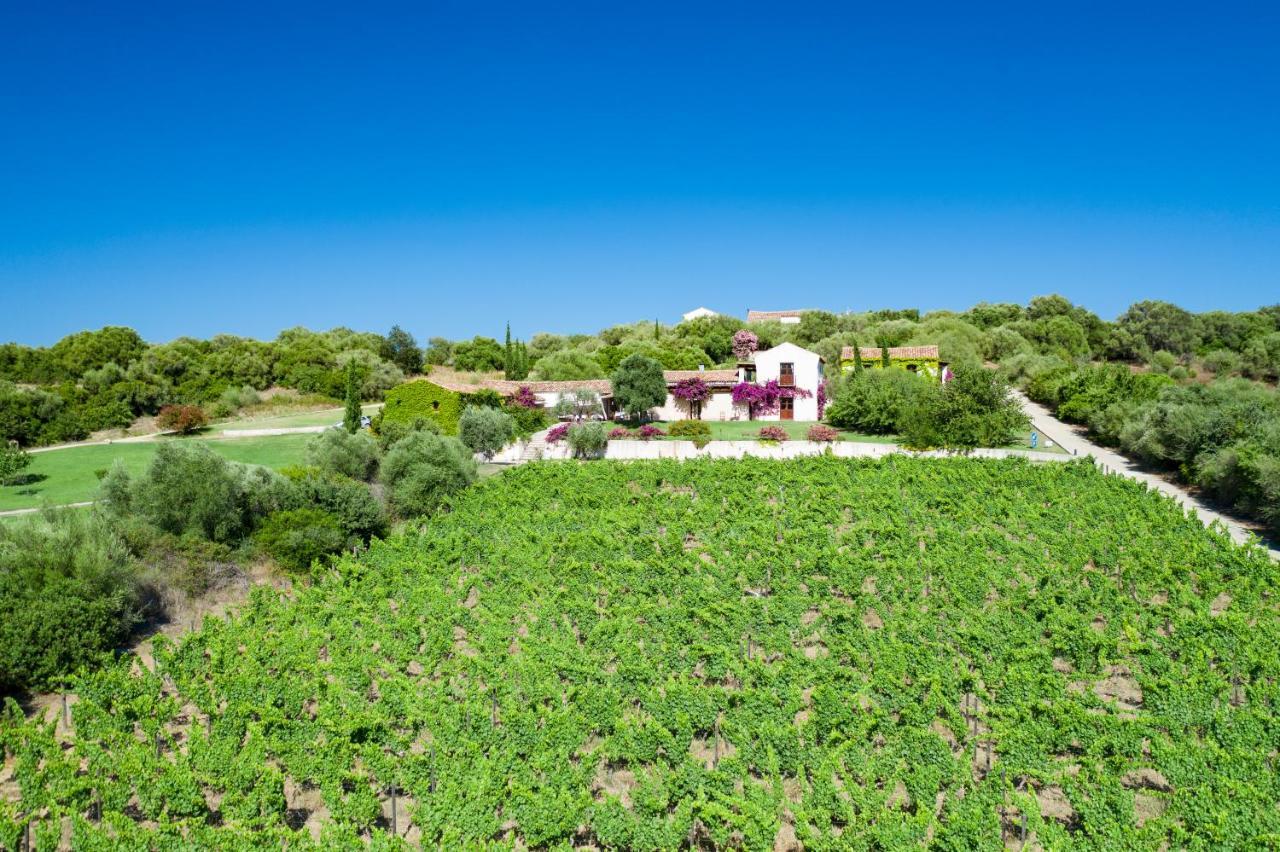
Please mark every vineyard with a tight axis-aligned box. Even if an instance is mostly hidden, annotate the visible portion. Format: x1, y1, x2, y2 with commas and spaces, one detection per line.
2, 457, 1278, 849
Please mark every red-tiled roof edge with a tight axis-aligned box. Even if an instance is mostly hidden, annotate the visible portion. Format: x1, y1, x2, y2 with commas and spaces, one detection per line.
746, 309, 810, 320
839, 344, 941, 360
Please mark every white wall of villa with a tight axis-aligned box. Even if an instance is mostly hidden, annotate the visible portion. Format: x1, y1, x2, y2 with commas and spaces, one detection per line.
749, 342, 823, 421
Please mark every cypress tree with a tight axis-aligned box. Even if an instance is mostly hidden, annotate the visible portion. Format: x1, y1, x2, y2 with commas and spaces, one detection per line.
654, 319, 660, 340
853, 342, 863, 374
504, 322, 513, 379
343, 359, 362, 434
881, 345, 891, 368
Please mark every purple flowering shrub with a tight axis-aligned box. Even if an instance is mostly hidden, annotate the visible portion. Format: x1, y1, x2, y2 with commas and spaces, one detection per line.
509, 385, 539, 409
671, 378, 711, 402
546, 423, 570, 443
758, 425, 789, 442
731, 329, 759, 361
807, 424, 840, 442
731, 380, 813, 417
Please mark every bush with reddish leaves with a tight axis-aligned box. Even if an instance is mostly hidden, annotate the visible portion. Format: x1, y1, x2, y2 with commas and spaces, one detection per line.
545, 423, 570, 443
807, 424, 841, 443
757, 425, 789, 442
637, 424, 665, 440
156, 405, 208, 435
608, 426, 633, 440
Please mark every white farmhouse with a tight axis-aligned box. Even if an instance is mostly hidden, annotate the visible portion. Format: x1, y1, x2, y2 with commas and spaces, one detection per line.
647, 342, 825, 422
744, 342, 824, 421
651, 369, 740, 421
681, 306, 720, 323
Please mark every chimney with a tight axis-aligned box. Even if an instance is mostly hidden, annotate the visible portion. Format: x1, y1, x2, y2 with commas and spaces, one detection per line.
698, 364, 704, 372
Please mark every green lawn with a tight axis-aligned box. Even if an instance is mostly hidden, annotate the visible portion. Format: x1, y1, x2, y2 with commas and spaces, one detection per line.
1, 435, 314, 512
652, 420, 900, 443
211, 403, 381, 432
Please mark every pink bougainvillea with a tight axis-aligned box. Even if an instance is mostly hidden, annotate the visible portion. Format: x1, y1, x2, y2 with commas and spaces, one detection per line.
816, 380, 828, 419
608, 426, 632, 439
671, 377, 711, 418
731, 329, 759, 361
730, 380, 813, 417
637, 424, 665, 439
546, 423, 570, 443
509, 385, 539, 409
671, 377, 711, 402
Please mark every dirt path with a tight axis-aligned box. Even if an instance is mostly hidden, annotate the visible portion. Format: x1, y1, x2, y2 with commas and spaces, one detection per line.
0, 501, 94, 518
1016, 392, 1279, 560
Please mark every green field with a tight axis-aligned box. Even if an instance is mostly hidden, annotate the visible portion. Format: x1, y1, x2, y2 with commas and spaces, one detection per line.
212, 403, 381, 432
3, 457, 1275, 847
0, 435, 314, 512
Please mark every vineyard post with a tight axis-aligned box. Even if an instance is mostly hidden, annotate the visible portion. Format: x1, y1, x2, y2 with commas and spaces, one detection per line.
429, 744, 437, 794
712, 717, 720, 768
62, 693, 68, 727
391, 782, 398, 835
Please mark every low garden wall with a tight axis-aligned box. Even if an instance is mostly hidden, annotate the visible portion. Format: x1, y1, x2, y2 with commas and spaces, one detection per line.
521, 440, 1070, 463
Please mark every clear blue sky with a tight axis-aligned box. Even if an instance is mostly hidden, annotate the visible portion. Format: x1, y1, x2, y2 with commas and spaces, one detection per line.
2, 2, 1278, 345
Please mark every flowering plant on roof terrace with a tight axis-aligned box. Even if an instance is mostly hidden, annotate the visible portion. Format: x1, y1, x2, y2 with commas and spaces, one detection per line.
509, 385, 539, 409
731, 329, 759, 361
670, 377, 711, 402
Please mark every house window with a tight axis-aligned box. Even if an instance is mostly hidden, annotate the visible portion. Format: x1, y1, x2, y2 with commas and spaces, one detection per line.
690, 400, 702, 420
744, 366, 756, 382
779, 363, 794, 387
432, 400, 440, 410
906, 364, 918, 373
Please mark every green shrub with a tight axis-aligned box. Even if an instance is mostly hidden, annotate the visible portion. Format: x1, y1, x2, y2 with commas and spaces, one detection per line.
305, 428, 379, 481
567, 421, 608, 459
458, 406, 515, 460
0, 510, 142, 694
506, 403, 549, 438
380, 431, 477, 517
0, 442, 31, 485
901, 369, 1029, 450
255, 509, 347, 573
826, 369, 935, 434
374, 415, 441, 452
116, 443, 287, 544
282, 468, 387, 541
1201, 349, 1241, 375
382, 380, 464, 434
667, 419, 711, 448
610, 355, 666, 417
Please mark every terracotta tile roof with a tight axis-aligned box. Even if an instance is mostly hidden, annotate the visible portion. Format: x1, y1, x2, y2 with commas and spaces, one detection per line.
521, 379, 613, 394
421, 377, 613, 395
664, 369, 739, 386
746, 309, 810, 322
840, 344, 940, 361
422, 370, 743, 398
